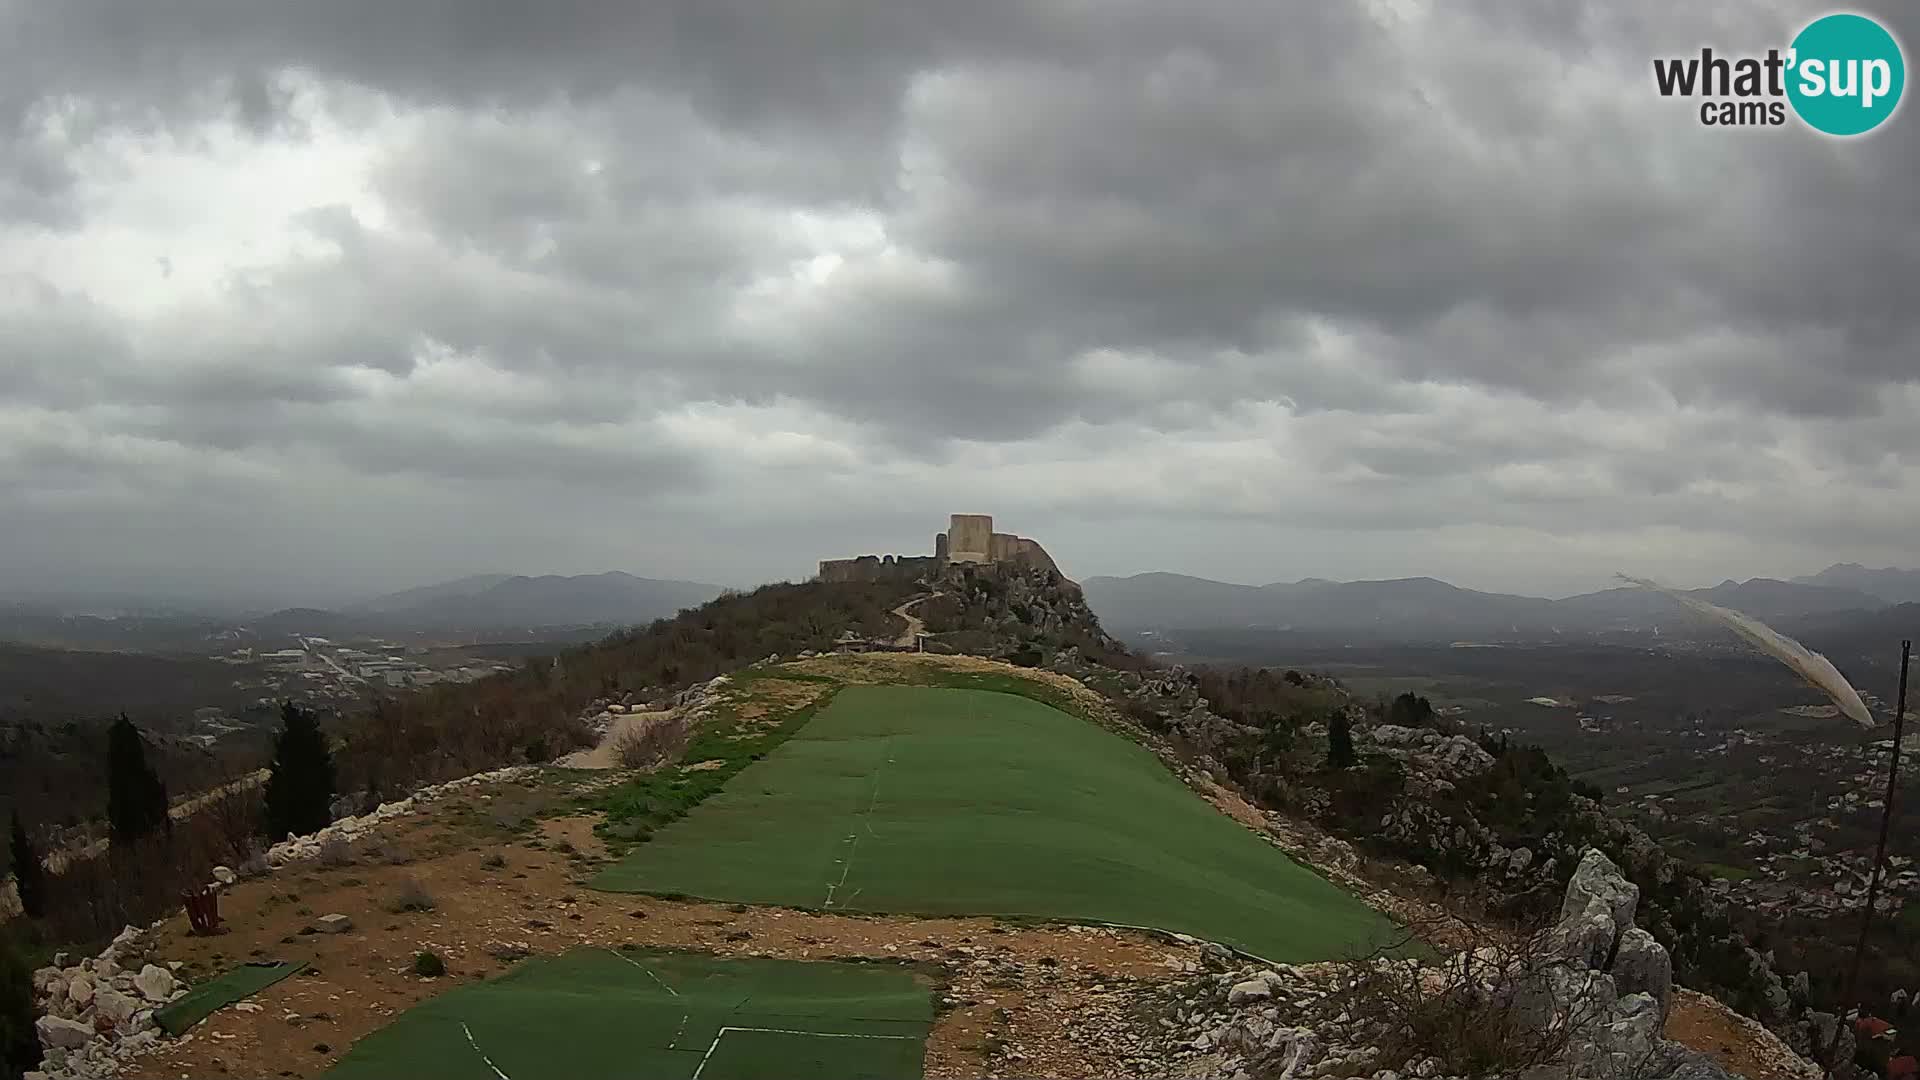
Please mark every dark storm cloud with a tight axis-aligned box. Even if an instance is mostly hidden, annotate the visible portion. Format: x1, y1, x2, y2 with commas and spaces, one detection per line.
2, 0, 1918, 597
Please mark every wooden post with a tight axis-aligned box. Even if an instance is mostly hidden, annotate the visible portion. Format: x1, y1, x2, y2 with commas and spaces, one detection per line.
1829, 639, 1913, 1070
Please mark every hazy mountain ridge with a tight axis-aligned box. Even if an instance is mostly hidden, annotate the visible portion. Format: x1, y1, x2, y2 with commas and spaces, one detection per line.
345, 573, 517, 614
0, 573, 730, 651
1085, 565, 1912, 640
1792, 563, 1920, 605
263, 572, 725, 630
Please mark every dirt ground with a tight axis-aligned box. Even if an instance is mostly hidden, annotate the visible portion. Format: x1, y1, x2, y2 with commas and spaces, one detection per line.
1667, 989, 1824, 1080
121, 774, 1202, 1080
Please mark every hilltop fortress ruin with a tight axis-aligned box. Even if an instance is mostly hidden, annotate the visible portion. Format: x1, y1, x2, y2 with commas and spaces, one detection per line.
817, 514, 1063, 583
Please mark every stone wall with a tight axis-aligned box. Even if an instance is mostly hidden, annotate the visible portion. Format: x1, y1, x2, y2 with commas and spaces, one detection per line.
816, 554, 941, 583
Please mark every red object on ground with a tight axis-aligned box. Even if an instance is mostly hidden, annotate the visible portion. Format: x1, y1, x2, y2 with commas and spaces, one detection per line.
182, 887, 221, 935
1886, 1054, 1918, 1080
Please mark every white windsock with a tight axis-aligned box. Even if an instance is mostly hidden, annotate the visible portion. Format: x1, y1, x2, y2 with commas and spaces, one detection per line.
1618, 574, 1874, 728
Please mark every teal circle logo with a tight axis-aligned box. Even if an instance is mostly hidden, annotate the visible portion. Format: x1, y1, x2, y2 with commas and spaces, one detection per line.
1787, 13, 1905, 136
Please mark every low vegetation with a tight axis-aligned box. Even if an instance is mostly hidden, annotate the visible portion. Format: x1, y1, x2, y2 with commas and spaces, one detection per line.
334, 579, 915, 800
596, 675, 837, 843
387, 877, 436, 914
612, 713, 691, 771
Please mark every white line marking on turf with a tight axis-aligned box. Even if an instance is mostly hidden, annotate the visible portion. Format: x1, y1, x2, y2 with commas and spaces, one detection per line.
825, 741, 894, 907
823, 834, 860, 908
460, 1021, 514, 1080
605, 948, 679, 996
688, 1026, 916, 1080
669, 1012, 689, 1050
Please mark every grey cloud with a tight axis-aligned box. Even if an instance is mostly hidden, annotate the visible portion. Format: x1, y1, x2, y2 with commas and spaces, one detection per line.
2, 0, 1919, 598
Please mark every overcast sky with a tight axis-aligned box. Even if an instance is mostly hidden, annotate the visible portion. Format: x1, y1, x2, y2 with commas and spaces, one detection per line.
3, 1, 1917, 608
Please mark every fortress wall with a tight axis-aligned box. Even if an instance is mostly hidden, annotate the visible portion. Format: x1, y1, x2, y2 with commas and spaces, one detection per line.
817, 555, 940, 583
1009, 538, 1064, 578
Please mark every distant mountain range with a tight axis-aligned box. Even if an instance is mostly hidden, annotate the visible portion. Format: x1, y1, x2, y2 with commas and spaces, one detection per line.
0, 572, 729, 650
337, 572, 725, 630
1791, 563, 1920, 605
1083, 564, 1918, 642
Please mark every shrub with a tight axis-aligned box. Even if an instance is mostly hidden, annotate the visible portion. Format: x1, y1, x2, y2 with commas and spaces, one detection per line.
1327, 710, 1357, 769
7, 813, 44, 920
1323, 922, 1664, 1079
203, 779, 266, 866
481, 852, 506, 869
387, 877, 436, 913
316, 833, 353, 869
366, 842, 414, 866
614, 714, 691, 771
264, 703, 337, 842
0, 931, 42, 1080
413, 950, 445, 978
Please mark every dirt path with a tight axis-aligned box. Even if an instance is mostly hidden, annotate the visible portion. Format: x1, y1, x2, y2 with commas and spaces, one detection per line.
553, 709, 675, 769
890, 593, 938, 648
120, 781, 1203, 1080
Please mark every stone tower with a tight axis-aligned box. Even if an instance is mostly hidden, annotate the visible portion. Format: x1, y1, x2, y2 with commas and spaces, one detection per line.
946, 513, 994, 564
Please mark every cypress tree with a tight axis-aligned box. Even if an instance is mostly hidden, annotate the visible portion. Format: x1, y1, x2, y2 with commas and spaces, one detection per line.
106, 714, 169, 847
263, 702, 336, 841
0, 930, 42, 1080
5, 813, 43, 920
1327, 709, 1357, 769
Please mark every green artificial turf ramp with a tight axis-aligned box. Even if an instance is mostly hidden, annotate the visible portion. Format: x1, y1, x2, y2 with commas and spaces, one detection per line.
325, 948, 933, 1080
153, 960, 309, 1036
593, 684, 1393, 961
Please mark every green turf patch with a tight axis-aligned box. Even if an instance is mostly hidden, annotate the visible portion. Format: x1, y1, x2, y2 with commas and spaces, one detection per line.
153, 960, 309, 1036
325, 948, 933, 1080
593, 685, 1395, 962
594, 675, 839, 843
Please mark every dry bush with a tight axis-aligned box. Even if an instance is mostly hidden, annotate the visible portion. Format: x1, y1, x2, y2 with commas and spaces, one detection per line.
316, 833, 353, 869
357, 840, 414, 866
1320, 919, 1662, 1079
33, 796, 268, 944
202, 777, 267, 866
386, 877, 436, 914
614, 713, 692, 771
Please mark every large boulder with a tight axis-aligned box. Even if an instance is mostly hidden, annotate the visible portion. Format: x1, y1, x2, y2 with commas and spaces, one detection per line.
1556, 894, 1621, 969
133, 964, 176, 1003
1612, 928, 1674, 1022
1227, 979, 1272, 1005
1561, 849, 1639, 944
92, 986, 139, 1027
35, 1015, 94, 1050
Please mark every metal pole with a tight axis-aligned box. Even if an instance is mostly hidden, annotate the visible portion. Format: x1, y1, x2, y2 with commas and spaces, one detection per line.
1829, 639, 1912, 1069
